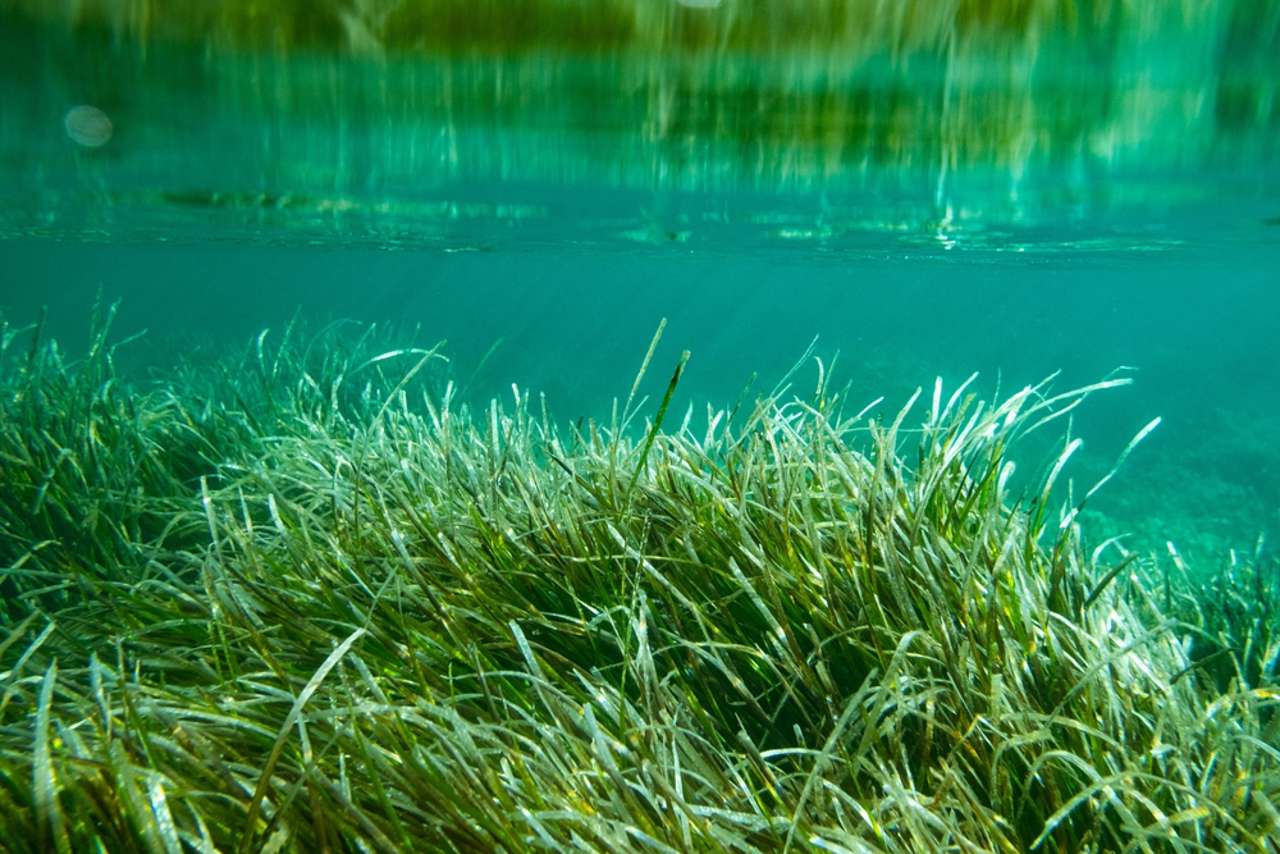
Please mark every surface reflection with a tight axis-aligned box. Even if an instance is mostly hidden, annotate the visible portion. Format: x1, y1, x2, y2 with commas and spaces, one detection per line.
0, 1, 1276, 252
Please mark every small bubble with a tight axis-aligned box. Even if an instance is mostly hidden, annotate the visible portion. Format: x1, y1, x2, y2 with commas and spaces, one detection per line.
64, 105, 113, 148
676, 0, 722, 7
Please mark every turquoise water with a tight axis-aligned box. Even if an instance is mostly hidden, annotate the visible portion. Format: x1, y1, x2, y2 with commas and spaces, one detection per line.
2, 8, 1278, 565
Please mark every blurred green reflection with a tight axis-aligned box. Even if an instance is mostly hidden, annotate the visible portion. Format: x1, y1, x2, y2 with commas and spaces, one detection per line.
0, 0, 1276, 251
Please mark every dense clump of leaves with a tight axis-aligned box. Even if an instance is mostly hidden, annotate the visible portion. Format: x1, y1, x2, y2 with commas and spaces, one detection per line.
0, 313, 1276, 852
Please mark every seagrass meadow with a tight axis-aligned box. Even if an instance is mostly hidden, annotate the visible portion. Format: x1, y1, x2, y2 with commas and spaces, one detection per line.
0, 307, 1276, 852
2, 0, 1280, 852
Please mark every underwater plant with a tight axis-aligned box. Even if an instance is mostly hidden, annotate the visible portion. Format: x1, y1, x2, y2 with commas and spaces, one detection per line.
0, 312, 1276, 851
1157, 540, 1280, 693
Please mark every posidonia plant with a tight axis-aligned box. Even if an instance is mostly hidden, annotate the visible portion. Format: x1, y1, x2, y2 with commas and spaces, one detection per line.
0, 311, 1275, 852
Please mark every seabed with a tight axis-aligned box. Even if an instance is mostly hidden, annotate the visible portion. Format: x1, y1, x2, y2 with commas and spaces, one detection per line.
0, 312, 1276, 852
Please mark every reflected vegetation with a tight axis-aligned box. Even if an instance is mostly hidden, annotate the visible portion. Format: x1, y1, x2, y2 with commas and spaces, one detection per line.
0, 1, 1277, 250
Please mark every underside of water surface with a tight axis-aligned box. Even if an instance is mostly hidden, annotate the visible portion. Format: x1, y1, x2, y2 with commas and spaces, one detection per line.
0, 2, 1278, 851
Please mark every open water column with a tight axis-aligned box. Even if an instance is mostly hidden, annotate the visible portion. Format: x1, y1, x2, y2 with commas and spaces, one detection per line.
0, 2, 1278, 851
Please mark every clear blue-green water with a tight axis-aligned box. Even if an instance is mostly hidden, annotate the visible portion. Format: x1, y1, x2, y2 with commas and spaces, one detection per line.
2, 8, 1278, 565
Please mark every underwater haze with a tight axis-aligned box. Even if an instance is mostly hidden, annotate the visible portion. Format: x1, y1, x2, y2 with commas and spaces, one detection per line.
1, 2, 1280, 851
